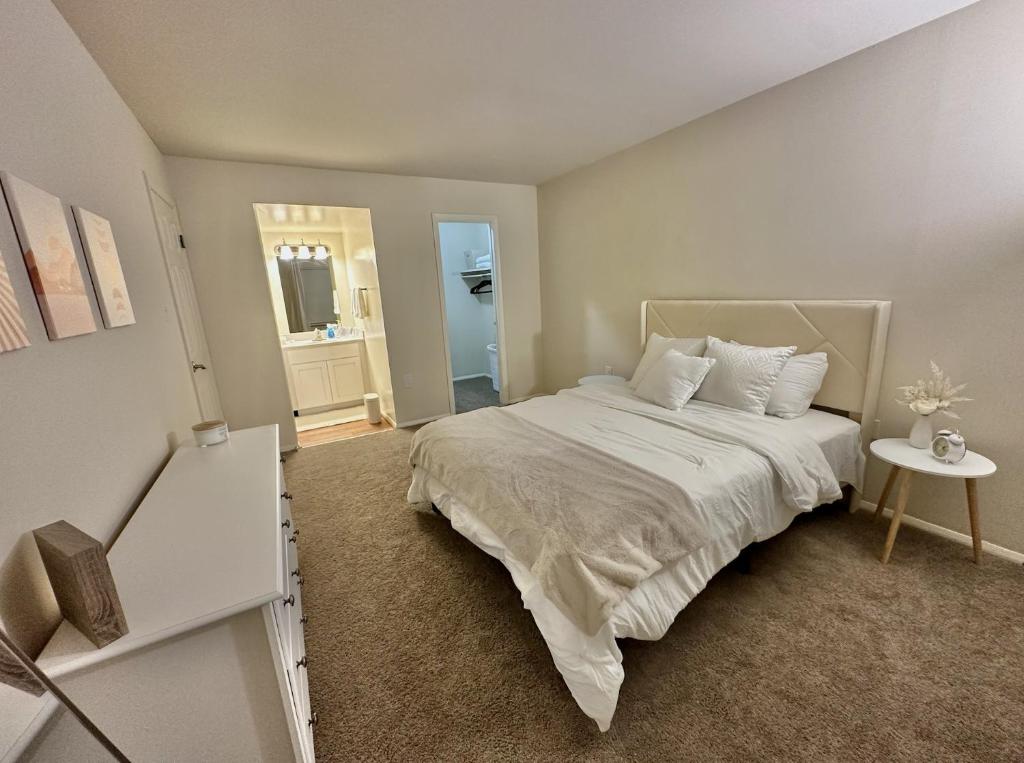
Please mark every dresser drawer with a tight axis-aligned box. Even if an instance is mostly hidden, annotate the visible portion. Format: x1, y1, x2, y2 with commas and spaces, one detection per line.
274, 464, 314, 761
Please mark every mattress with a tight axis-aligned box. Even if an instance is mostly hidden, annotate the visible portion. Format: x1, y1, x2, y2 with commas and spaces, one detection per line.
407, 383, 863, 731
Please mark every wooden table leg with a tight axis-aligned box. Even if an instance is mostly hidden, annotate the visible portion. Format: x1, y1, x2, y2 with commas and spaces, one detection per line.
965, 478, 982, 564
881, 470, 912, 564
874, 465, 901, 521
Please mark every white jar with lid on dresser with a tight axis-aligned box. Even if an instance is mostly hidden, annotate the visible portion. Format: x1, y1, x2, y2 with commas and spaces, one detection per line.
5, 425, 316, 762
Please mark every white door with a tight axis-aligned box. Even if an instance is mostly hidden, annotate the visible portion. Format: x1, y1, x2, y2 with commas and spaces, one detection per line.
327, 356, 364, 404
292, 361, 333, 410
147, 182, 223, 421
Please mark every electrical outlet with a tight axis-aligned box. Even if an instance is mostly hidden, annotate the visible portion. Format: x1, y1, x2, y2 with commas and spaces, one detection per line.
403, 373, 416, 389
604, 365, 614, 376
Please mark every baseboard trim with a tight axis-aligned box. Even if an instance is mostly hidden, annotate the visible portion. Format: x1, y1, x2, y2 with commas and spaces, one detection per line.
381, 412, 397, 428
503, 392, 546, 405
452, 373, 491, 382
856, 500, 1024, 564
395, 414, 447, 428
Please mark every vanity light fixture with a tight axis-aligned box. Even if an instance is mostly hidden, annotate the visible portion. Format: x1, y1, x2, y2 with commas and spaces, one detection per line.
275, 238, 330, 260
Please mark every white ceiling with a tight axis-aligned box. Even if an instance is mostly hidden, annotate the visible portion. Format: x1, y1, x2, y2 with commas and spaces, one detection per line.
55, 0, 977, 185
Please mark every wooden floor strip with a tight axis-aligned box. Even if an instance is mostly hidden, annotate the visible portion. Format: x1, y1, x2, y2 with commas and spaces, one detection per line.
297, 418, 393, 448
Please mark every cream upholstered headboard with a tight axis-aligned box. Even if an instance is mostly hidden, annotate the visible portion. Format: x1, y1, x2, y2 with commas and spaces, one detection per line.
641, 300, 891, 444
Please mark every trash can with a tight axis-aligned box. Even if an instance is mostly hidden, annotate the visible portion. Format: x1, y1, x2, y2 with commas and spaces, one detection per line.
364, 392, 382, 424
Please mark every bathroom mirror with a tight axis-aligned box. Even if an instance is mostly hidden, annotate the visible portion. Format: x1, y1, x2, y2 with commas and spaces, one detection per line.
0, 627, 127, 762
277, 257, 338, 332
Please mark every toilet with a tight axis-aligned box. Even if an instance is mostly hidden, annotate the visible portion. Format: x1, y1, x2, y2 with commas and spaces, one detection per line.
486, 343, 499, 392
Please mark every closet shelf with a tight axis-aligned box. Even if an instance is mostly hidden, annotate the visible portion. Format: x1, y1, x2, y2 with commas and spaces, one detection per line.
460, 268, 491, 279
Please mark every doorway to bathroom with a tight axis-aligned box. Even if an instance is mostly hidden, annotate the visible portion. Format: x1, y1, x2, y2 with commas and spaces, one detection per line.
253, 203, 396, 447
432, 215, 508, 415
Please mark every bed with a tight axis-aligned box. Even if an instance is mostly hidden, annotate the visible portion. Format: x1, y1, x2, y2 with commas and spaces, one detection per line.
407, 299, 891, 730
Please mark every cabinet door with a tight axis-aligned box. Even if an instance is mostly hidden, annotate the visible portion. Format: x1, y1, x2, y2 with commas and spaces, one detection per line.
292, 360, 333, 409
327, 357, 364, 404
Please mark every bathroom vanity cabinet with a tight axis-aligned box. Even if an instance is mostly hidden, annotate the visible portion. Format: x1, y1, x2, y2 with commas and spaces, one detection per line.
283, 337, 366, 412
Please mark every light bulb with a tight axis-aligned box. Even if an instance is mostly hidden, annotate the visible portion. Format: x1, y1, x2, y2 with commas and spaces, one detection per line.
314, 244, 328, 260
279, 245, 294, 260
297, 244, 311, 260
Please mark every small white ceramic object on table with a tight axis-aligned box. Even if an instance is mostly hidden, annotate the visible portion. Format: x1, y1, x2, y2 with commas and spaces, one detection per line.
192, 419, 229, 447
908, 413, 935, 448
869, 437, 996, 564
577, 374, 627, 386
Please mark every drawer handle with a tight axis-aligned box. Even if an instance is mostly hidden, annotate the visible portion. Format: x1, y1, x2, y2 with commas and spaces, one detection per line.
282, 594, 295, 607
295, 575, 305, 587
300, 614, 308, 625
296, 656, 309, 669
281, 491, 293, 500
280, 456, 285, 464
308, 712, 318, 728
289, 531, 299, 543
291, 568, 301, 577
281, 519, 291, 529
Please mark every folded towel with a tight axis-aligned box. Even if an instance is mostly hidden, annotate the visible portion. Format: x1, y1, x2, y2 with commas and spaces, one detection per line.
351, 287, 367, 319
474, 255, 492, 268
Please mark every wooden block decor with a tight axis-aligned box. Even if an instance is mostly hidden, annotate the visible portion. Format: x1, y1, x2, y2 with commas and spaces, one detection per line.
0, 639, 44, 695
33, 521, 128, 648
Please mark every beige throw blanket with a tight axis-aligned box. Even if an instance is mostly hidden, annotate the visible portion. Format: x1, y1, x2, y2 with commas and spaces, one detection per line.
410, 407, 709, 636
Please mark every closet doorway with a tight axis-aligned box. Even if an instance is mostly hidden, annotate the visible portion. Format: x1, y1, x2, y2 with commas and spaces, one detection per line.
432, 215, 508, 415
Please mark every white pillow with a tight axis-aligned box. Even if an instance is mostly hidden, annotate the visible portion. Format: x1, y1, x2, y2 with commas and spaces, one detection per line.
694, 337, 796, 415
629, 334, 706, 389
634, 350, 716, 411
766, 352, 829, 419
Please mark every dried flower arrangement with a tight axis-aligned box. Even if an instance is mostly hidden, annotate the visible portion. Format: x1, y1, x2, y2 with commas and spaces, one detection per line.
897, 361, 971, 418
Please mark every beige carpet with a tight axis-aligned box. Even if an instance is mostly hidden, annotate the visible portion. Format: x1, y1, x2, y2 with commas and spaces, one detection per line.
284, 428, 1024, 762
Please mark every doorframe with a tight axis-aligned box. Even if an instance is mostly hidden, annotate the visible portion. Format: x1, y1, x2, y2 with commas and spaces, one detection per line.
431, 214, 509, 415
144, 172, 224, 421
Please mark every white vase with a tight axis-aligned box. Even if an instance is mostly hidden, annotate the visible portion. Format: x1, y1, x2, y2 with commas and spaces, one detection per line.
909, 414, 933, 448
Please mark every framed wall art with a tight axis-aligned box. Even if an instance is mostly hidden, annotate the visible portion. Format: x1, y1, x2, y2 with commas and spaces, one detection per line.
0, 242, 30, 353
0, 172, 96, 340
73, 207, 135, 328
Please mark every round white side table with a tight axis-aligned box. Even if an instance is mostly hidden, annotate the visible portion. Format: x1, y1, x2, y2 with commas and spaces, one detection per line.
869, 438, 996, 564
578, 374, 627, 386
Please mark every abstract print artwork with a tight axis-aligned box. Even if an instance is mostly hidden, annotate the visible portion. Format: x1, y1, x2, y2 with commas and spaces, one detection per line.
0, 172, 96, 339
73, 207, 135, 328
0, 243, 30, 352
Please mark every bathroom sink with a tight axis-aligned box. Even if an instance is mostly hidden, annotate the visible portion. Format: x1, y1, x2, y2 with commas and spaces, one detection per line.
281, 332, 363, 349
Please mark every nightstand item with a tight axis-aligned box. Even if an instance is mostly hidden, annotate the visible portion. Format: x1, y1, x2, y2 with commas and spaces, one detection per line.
869, 438, 996, 564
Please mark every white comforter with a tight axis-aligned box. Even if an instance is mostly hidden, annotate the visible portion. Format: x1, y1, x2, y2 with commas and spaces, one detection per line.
407, 384, 850, 731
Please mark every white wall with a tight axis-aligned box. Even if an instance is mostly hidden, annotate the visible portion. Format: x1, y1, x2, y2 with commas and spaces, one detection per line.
341, 212, 396, 420
439, 222, 495, 379
0, 0, 200, 654
538, 0, 1024, 552
165, 157, 542, 434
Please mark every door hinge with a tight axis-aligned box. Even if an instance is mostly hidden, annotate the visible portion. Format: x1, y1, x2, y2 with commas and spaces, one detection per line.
178, 234, 186, 249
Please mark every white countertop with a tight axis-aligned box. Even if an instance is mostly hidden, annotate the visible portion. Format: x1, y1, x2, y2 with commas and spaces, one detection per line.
3, 425, 287, 757
282, 335, 363, 349
36, 426, 284, 677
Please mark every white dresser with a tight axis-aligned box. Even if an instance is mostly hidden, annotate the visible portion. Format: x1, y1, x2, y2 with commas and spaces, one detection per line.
4, 425, 315, 762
